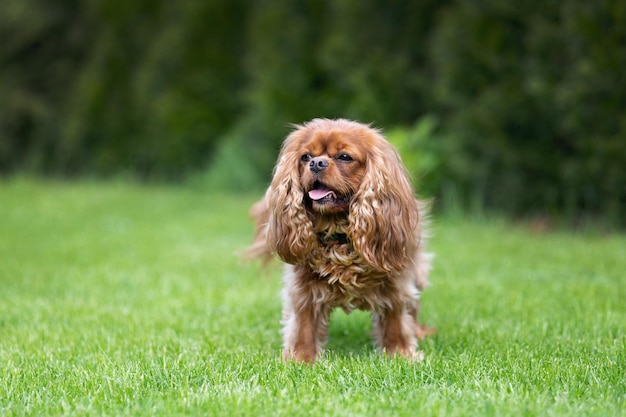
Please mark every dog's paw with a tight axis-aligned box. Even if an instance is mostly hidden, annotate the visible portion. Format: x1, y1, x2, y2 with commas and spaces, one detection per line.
282, 348, 318, 364
412, 350, 426, 362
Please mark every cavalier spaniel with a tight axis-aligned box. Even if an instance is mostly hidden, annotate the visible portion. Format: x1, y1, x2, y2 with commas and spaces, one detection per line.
246, 118, 434, 363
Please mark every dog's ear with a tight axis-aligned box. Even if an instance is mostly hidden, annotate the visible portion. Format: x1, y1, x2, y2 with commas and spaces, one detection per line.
264, 127, 315, 265
348, 135, 419, 273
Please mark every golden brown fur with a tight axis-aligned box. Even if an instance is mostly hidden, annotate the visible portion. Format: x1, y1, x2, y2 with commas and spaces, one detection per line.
246, 118, 434, 363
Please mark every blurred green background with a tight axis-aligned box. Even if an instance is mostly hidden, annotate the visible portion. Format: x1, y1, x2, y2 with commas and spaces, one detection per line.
1, 0, 624, 225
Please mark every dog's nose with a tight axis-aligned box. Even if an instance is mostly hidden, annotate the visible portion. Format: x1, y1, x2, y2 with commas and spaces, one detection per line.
310, 157, 329, 173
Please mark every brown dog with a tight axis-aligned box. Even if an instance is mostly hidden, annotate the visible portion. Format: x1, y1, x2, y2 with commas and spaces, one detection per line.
246, 119, 434, 362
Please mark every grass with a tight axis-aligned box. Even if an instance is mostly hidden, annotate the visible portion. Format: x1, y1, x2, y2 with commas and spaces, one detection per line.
0, 178, 624, 416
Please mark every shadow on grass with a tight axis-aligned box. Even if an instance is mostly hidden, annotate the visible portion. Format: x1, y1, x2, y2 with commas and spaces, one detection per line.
324, 309, 441, 360
325, 310, 377, 357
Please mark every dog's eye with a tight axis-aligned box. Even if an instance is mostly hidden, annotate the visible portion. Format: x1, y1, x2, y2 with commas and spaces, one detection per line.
301, 153, 312, 162
337, 153, 353, 162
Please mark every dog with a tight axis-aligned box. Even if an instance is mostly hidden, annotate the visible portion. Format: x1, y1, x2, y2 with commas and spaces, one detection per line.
245, 118, 434, 363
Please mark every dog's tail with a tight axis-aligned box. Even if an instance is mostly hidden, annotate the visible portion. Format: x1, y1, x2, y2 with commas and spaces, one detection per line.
241, 198, 275, 265
415, 198, 434, 291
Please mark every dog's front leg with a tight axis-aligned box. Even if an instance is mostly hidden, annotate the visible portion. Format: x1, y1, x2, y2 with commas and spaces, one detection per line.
282, 304, 328, 363
281, 269, 330, 363
372, 307, 421, 360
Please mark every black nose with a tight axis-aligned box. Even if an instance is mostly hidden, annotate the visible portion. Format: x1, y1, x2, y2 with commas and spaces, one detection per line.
309, 157, 329, 173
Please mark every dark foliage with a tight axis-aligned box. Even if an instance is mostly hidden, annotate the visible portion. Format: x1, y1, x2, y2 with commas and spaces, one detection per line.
1, 0, 624, 224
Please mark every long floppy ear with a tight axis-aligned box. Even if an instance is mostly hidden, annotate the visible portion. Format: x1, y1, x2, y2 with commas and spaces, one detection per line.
264, 127, 315, 265
348, 135, 419, 273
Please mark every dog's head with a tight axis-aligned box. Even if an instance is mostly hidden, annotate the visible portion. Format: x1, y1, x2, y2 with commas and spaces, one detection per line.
298, 121, 369, 215
265, 118, 419, 273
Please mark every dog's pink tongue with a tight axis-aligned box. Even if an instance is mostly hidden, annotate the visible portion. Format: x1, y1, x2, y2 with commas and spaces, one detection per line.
308, 188, 336, 201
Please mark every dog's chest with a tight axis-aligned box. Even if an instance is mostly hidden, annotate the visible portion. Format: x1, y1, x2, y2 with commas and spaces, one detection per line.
309, 239, 368, 280
306, 238, 389, 310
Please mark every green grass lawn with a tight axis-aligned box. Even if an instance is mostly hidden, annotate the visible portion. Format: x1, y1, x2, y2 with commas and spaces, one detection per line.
0, 179, 624, 416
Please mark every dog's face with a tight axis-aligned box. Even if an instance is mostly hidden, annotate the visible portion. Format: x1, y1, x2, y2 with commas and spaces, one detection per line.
298, 130, 368, 214
265, 118, 419, 272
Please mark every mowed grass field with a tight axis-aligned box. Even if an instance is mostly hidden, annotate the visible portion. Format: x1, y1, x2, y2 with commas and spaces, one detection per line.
0, 179, 624, 416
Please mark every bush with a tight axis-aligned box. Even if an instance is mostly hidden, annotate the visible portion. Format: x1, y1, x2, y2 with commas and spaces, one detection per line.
1, 0, 624, 225
430, 0, 626, 224
386, 116, 443, 200
0, 0, 247, 179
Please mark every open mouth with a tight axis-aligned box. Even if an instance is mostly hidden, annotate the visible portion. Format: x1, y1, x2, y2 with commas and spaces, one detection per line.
307, 182, 351, 210
308, 182, 337, 203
